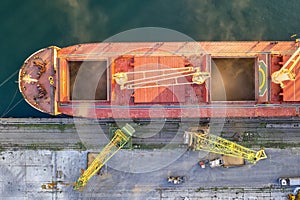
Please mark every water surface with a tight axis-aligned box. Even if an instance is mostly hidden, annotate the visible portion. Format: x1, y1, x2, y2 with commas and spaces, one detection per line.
0, 0, 299, 117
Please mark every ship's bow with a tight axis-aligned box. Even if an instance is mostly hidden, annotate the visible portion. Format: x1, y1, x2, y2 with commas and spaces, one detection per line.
18, 46, 60, 115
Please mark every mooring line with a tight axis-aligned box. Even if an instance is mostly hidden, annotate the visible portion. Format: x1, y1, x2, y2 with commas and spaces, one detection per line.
1, 87, 19, 116
1, 98, 23, 117
0, 70, 18, 88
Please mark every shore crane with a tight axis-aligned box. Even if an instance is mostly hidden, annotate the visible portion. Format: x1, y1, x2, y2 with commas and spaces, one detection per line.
184, 127, 267, 163
73, 124, 135, 190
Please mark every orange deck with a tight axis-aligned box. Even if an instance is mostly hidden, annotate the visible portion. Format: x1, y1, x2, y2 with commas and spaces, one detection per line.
282, 54, 300, 101
283, 74, 300, 101
133, 56, 186, 103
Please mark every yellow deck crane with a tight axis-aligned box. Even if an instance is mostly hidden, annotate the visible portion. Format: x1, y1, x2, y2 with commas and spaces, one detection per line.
184, 127, 267, 163
113, 66, 210, 90
73, 124, 135, 190
272, 47, 300, 88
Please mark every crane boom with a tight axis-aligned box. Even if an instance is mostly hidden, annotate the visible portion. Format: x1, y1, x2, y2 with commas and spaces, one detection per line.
184, 128, 267, 163
271, 47, 300, 88
74, 124, 135, 190
113, 66, 210, 90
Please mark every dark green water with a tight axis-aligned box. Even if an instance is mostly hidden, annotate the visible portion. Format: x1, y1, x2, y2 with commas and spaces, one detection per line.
0, 0, 299, 117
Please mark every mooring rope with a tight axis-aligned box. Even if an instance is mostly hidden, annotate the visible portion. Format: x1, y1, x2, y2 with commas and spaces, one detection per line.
1, 98, 23, 117
0, 70, 18, 88
1, 87, 19, 117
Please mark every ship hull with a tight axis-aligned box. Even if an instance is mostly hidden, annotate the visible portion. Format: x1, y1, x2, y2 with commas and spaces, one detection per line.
19, 41, 300, 119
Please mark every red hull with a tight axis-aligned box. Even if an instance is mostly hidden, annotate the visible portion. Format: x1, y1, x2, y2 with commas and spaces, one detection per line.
19, 41, 300, 118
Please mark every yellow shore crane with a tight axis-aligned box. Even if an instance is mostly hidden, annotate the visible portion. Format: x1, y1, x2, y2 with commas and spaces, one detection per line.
184, 127, 267, 163
73, 124, 135, 190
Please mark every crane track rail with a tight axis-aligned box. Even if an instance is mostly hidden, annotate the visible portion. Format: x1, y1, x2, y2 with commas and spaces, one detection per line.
1, 117, 300, 150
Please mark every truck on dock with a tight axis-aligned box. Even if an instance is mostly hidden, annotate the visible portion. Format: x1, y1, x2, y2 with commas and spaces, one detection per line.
209, 156, 245, 168
279, 177, 300, 186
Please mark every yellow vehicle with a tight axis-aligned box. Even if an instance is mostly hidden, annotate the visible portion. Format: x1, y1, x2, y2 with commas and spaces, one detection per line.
287, 188, 300, 200
287, 190, 300, 200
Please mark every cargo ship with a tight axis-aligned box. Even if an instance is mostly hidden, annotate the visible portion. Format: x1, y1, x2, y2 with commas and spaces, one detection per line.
18, 41, 300, 119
